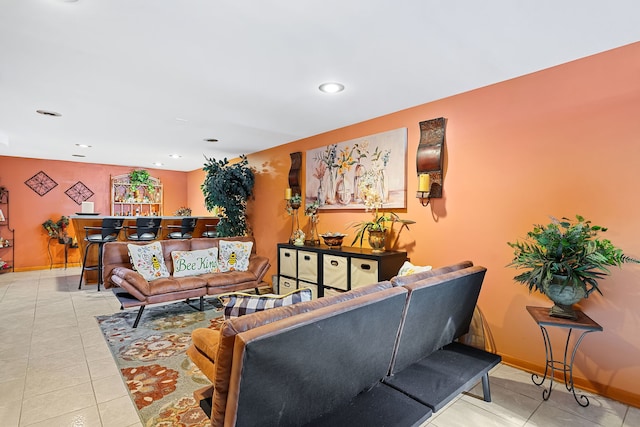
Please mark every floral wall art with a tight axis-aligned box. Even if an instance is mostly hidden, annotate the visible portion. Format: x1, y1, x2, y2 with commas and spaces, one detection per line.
305, 128, 407, 210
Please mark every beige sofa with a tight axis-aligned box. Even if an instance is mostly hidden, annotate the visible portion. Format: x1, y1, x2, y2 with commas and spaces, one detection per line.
102, 236, 270, 327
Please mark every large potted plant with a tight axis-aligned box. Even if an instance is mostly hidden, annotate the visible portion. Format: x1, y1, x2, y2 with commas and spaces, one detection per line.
507, 215, 639, 319
201, 155, 255, 237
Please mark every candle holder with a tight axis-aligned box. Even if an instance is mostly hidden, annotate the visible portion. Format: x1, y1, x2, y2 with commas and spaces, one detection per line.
286, 196, 303, 245
416, 117, 445, 207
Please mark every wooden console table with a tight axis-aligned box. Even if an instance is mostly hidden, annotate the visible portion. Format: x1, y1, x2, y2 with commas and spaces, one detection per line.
526, 306, 602, 407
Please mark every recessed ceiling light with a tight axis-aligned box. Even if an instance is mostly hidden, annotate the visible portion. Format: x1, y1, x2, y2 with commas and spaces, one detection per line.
169, 154, 181, 159
75, 143, 92, 148
153, 162, 164, 167
36, 109, 62, 117
204, 138, 218, 143
72, 154, 86, 158
318, 82, 345, 94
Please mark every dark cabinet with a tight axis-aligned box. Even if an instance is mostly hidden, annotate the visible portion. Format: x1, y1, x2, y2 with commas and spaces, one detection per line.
277, 243, 406, 298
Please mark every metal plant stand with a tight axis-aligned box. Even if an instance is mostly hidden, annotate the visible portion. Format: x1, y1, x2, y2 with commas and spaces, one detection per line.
526, 306, 603, 407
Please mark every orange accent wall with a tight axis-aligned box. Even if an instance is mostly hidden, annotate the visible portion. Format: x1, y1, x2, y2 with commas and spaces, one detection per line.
0, 157, 187, 270
244, 42, 640, 406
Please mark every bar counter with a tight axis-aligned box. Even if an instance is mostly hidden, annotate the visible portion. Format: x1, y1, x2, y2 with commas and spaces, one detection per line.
70, 215, 220, 285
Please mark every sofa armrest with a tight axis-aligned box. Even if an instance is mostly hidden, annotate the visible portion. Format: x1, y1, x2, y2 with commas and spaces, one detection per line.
247, 255, 270, 283
108, 267, 150, 300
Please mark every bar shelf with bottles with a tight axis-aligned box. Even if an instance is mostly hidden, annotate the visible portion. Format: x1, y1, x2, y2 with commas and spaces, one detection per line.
110, 174, 163, 216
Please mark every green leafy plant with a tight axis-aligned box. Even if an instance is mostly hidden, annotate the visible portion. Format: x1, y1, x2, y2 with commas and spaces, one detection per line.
507, 215, 639, 297
349, 170, 414, 247
128, 169, 154, 192
285, 194, 302, 215
201, 155, 255, 237
350, 212, 410, 247
42, 216, 70, 238
174, 207, 192, 216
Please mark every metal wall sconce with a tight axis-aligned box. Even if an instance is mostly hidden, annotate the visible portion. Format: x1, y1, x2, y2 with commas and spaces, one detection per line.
286, 152, 304, 244
416, 117, 445, 206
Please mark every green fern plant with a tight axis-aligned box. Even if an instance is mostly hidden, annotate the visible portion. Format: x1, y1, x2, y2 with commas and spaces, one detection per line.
507, 215, 639, 297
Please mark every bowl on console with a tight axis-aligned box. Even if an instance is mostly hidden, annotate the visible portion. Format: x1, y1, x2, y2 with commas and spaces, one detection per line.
320, 233, 347, 248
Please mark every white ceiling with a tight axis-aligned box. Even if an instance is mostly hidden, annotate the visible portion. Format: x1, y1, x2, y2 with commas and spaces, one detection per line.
1, 0, 639, 172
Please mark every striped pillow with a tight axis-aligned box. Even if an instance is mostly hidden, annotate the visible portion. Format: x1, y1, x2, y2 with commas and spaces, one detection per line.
221, 288, 313, 320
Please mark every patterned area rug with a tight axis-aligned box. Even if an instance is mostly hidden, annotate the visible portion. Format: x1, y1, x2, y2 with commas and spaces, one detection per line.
97, 299, 224, 426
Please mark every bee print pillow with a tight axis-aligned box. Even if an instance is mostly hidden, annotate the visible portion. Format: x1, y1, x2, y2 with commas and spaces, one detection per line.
127, 241, 170, 281
218, 240, 253, 272
171, 248, 219, 278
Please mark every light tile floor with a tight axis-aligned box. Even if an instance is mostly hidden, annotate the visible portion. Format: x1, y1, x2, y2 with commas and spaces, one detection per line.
0, 268, 638, 427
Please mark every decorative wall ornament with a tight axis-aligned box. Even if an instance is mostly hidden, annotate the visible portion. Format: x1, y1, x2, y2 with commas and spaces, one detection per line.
25, 171, 58, 196
288, 152, 302, 197
305, 128, 407, 210
416, 117, 446, 206
65, 181, 94, 205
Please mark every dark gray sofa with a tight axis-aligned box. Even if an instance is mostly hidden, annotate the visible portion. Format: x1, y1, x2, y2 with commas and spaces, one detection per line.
188, 262, 500, 426
385, 265, 501, 412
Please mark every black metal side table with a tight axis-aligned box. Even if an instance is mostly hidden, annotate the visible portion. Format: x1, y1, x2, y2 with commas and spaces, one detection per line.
47, 237, 78, 269
526, 306, 603, 407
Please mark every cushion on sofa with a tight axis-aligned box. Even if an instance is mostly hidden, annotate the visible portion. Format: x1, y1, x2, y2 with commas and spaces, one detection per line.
218, 240, 253, 272
127, 241, 170, 281
187, 328, 221, 383
171, 248, 220, 278
221, 288, 313, 319
391, 260, 474, 287
397, 261, 432, 276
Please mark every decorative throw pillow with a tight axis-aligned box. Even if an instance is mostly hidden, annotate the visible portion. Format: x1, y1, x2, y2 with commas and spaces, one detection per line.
397, 260, 433, 277
221, 288, 313, 319
218, 240, 253, 272
127, 241, 170, 281
171, 248, 219, 278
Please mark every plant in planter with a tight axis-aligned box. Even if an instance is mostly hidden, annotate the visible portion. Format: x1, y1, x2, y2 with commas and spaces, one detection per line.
507, 215, 639, 319
128, 169, 154, 192
284, 194, 304, 245
201, 155, 255, 237
42, 216, 70, 243
350, 171, 414, 251
175, 207, 192, 216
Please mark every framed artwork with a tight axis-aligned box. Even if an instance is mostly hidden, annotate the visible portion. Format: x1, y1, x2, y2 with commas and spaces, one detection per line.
305, 128, 407, 210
